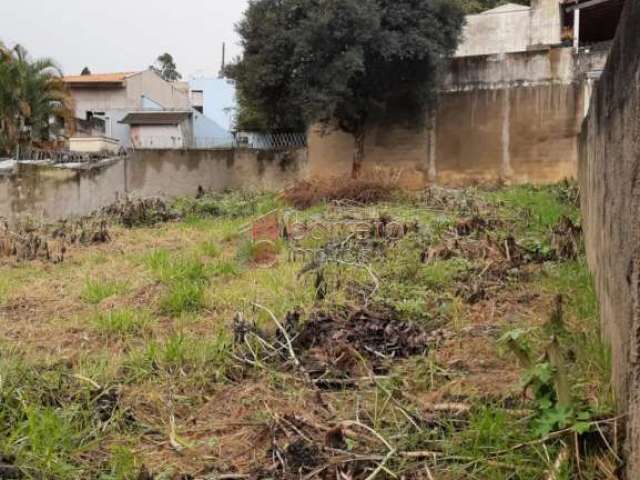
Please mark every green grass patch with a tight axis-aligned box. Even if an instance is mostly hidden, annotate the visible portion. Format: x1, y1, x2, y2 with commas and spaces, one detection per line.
123, 332, 231, 382
198, 240, 222, 258
91, 309, 154, 339
101, 445, 141, 480
160, 280, 206, 315
441, 406, 557, 480
542, 259, 613, 411
0, 277, 9, 305
173, 191, 280, 220
5, 406, 80, 479
486, 184, 579, 238
81, 278, 128, 305
145, 250, 209, 285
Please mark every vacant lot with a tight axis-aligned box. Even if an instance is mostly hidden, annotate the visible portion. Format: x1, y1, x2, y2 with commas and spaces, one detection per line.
0, 184, 619, 479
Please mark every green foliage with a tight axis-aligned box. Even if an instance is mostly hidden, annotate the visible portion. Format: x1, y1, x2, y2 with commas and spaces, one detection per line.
150, 52, 182, 82
174, 191, 279, 220
91, 309, 154, 339
101, 445, 140, 480
81, 278, 128, 304
227, 0, 465, 137
198, 241, 222, 259
420, 258, 470, 290
0, 277, 8, 305
445, 406, 552, 479
7, 406, 79, 478
211, 260, 240, 277
160, 280, 206, 315
145, 250, 208, 284
0, 43, 73, 154
489, 185, 578, 238
124, 332, 231, 381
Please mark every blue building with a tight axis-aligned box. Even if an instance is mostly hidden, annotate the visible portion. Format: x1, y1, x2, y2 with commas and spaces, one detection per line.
188, 77, 236, 132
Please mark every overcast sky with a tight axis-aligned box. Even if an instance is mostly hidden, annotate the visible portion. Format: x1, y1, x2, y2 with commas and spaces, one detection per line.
0, 0, 249, 78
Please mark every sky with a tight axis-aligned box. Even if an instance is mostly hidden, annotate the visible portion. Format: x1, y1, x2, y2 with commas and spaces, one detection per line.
0, 0, 249, 79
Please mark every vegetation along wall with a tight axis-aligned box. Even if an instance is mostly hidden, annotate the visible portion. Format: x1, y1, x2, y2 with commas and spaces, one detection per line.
579, 0, 640, 476
0, 148, 307, 224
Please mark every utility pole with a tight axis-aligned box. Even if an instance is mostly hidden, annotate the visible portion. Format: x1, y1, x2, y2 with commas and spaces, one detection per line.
218, 42, 226, 78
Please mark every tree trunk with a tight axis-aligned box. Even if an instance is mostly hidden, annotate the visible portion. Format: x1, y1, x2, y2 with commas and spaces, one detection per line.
351, 129, 366, 179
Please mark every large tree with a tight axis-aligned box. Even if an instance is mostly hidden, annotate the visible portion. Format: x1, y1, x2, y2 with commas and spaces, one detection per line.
151, 53, 182, 82
0, 44, 73, 154
227, 0, 465, 176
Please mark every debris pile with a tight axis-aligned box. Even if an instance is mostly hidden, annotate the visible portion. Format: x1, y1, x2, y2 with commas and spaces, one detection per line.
283, 178, 398, 210
0, 218, 110, 263
235, 306, 434, 388
551, 216, 583, 260
102, 198, 179, 228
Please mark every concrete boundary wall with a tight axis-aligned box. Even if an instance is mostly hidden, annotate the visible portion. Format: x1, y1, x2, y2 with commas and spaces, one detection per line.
579, 0, 640, 476
308, 47, 601, 188
0, 148, 307, 224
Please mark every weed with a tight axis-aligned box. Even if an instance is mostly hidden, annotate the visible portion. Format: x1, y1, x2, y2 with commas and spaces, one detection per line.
487, 185, 578, 238
160, 280, 206, 315
4, 406, 80, 479
123, 331, 231, 382
81, 278, 128, 304
91, 309, 154, 339
444, 406, 552, 480
0, 277, 8, 305
198, 240, 222, 258
145, 250, 209, 285
101, 445, 140, 480
174, 191, 279, 219
212, 260, 240, 277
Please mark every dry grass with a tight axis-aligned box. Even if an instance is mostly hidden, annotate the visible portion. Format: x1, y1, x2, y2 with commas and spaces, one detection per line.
0, 185, 618, 480
283, 177, 400, 209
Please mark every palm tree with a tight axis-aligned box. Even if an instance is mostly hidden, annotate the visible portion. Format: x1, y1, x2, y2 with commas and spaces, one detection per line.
0, 41, 20, 153
0, 43, 73, 155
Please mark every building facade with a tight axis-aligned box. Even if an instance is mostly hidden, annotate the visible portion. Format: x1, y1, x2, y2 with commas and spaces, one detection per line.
64, 70, 231, 151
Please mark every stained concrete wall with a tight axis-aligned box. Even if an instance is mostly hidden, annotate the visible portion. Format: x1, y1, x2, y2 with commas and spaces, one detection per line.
578, 0, 640, 476
528, 0, 562, 48
0, 148, 307, 224
456, 0, 562, 58
456, 3, 532, 58
308, 47, 591, 187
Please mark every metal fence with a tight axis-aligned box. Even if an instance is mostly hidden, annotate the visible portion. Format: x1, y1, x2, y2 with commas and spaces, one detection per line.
235, 132, 307, 150
133, 132, 307, 151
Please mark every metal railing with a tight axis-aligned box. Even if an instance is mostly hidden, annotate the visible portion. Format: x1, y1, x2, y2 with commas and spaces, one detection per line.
132, 132, 307, 151
235, 132, 307, 150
